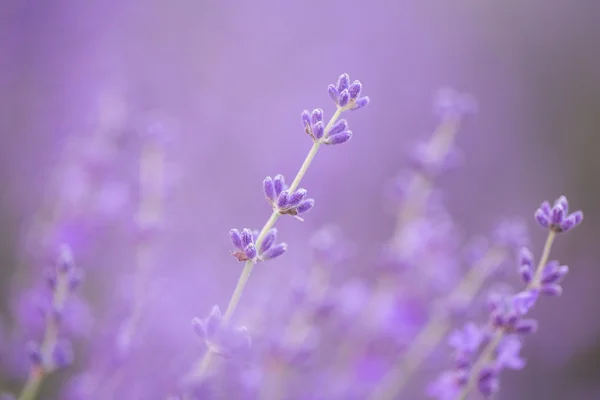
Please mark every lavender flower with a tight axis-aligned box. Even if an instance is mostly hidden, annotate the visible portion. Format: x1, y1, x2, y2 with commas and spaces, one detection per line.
263, 175, 315, 220
431, 196, 583, 399
192, 305, 251, 358
229, 228, 287, 262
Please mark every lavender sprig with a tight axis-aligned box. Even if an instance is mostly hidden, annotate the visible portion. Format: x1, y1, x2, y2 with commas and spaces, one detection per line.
450, 196, 583, 399
186, 73, 369, 382
17, 245, 83, 400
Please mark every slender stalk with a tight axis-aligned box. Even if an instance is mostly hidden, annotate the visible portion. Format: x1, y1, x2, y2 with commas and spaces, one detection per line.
456, 230, 556, 400
187, 107, 344, 381
368, 247, 507, 400
17, 261, 71, 400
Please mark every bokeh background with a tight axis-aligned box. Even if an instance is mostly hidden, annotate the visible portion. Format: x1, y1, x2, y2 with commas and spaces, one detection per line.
1, 0, 599, 399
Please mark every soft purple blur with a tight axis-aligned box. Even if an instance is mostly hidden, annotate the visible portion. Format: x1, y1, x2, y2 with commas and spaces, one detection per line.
1, 1, 600, 399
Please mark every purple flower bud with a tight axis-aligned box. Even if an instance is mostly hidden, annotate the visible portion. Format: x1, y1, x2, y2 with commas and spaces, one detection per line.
513, 319, 538, 334
555, 195, 569, 214
519, 265, 533, 284
241, 229, 254, 248
288, 189, 308, 208
296, 199, 315, 214
27, 341, 42, 365
311, 108, 324, 125
539, 201, 550, 215
512, 290, 538, 315
336, 73, 350, 92
541, 283, 563, 296
244, 243, 257, 260
301, 110, 311, 128
518, 247, 534, 267
312, 121, 325, 140
338, 90, 350, 107
52, 339, 74, 367
326, 131, 353, 145
230, 229, 243, 250
273, 174, 286, 196
351, 96, 370, 110
277, 190, 289, 209
205, 305, 222, 338
260, 229, 277, 253
550, 204, 565, 225
261, 243, 288, 260
329, 119, 348, 136
542, 262, 569, 284
348, 80, 362, 99
263, 177, 276, 202
534, 208, 550, 228
327, 84, 338, 104
192, 317, 206, 339
560, 210, 583, 232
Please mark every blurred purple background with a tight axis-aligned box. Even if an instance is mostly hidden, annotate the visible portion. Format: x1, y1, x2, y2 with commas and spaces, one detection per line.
1, 1, 600, 399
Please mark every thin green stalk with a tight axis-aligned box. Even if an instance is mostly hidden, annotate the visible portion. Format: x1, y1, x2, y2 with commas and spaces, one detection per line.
456, 230, 556, 400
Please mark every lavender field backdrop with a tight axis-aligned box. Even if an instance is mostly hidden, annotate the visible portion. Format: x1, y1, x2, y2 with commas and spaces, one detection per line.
1, 1, 600, 399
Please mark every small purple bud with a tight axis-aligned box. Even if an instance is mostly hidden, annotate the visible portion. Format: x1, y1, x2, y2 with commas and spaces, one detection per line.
27, 341, 42, 365
261, 243, 288, 260
52, 339, 74, 368
296, 199, 315, 214
534, 209, 550, 228
542, 263, 569, 284
311, 108, 324, 125
560, 210, 583, 232
327, 131, 353, 145
338, 90, 350, 107
205, 305, 222, 338
540, 201, 551, 215
555, 195, 569, 214
312, 121, 324, 140
550, 204, 565, 225
263, 177, 276, 202
327, 84, 338, 104
244, 243, 257, 260
348, 80, 362, 99
230, 229, 243, 250
336, 73, 350, 92
519, 265, 533, 284
301, 110, 311, 128
260, 228, 277, 253
277, 190, 289, 209
241, 229, 254, 248
478, 366, 496, 382
351, 96, 370, 110
541, 283, 563, 296
514, 319, 538, 334
288, 189, 308, 208
329, 119, 348, 136
192, 317, 206, 339
273, 174, 286, 196
518, 247, 534, 267
512, 290, 538, 314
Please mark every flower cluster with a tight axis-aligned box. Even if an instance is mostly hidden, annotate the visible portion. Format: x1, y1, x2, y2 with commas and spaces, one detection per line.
229, 228, 287, 262
263, 175, 315, 219
192, 305, 251, 358
430, 195, 583, 399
